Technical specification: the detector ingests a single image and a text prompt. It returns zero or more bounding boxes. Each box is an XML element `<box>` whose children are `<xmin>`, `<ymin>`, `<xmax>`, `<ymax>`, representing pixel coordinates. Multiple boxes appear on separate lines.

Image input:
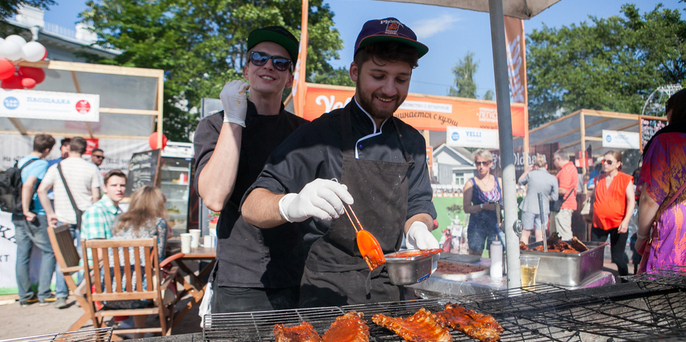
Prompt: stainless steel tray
<box><xmin>385</xmin><ymin>250</ymin><xmax>440</xmax><ymax>285</ymax></box>
<box><xmin>520</xmin><ymin>240</ymin><xmax>608</xmax><ymax>286</ymax></box>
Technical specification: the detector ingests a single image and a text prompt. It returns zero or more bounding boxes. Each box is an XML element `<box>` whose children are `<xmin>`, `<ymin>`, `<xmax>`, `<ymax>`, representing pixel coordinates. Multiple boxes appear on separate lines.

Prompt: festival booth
<box><xmin>0</xmin><ymin>60</ymin><xmax>164</xmax><ymax>295</ymax></box>
<box><xmin>513</xmin><ymin>109</ymin><xmax>667</xmax><ymax>240</ymax></box>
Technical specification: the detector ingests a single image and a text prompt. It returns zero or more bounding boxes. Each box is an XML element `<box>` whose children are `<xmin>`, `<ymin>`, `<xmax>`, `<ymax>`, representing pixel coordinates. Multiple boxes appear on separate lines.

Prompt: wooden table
<box><xmin>167</xmin><ymin>240</ymin><xmax>216</xmax><ymax>326</ymax></box>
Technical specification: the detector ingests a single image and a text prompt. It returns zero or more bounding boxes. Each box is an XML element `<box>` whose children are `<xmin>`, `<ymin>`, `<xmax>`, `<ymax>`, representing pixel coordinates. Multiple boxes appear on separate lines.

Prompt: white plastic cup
<box><xmin>204</xmin><ymin>235</ymin><xmax>216</xmax><ymax>248</ymax></box>
<box><xmin>189</xmin><ymin>229</ymin><xmax>201</xmax><ymax>248</ymax></box>
<box><xmin>180</xmin><ymin>233</ymin><xmax>192</xmax><ymax>254</ymax></box>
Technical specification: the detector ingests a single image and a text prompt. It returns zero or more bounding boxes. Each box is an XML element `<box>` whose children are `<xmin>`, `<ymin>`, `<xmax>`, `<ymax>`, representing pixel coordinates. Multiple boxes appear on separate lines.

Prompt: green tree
<box><xmin>483</xmin><ymin>89</ymin><xmax>494</xmax><ymax>101</ymax></box>
<box><xmin>448</xmin><ymin>52</ymin><xmax>478</xmax><ymax>99</ymax></box>
<box><xmin>0</xmin><ymin>0</ymin><xmax>53</xmax><ymax>21</ymax></box>
<box><xmin>80</xmin><ymin>0</ymin><xmax>344</xmax><ymax>141</ymax></box>
<box><xmin>527</xmin><ymin>4</ymin><xmax>686</xmax><ymax>128</ymax></box>
<box><xmin>311</xmin><ymin>67</ymin><xmax>355</xmax><ymax>87</ymax></box>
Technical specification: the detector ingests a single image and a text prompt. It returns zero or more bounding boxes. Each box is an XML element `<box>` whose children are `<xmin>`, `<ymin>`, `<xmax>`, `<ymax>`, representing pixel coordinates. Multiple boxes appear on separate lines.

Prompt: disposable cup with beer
<box><xmin>520</xmin><ymin>255</ymin><xmax>540</xmax><ymax>288</ymax></box>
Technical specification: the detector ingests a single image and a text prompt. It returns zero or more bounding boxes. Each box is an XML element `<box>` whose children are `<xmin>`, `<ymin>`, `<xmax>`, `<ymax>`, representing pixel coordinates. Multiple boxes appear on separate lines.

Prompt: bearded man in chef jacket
<box><xmin>242</xmin><ymin>17</ymin><xmax>439</xmax><ymax>307</ymax></box>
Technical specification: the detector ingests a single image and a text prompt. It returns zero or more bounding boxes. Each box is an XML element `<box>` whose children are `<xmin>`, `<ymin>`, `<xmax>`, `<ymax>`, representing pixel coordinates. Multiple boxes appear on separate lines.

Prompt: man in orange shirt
<box><xmin>551</xmin><ymin>149</ymin><xmax>578</xmax><ymax>240</ymax></box>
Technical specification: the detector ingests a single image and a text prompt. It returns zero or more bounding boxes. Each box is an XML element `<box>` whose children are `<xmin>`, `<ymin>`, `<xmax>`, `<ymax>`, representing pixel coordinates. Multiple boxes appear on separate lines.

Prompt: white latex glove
<box><xmin>220</xmin><ymin>80</ymin><xmax>250</xmax><ymax>127</ymax></box>
<box><xmin>406</xmin><ymin>221</ymin><xmax>439</xmax><ymax>250</ymax></box>
<box><xmin>279</xmin><ymin>179</ymin><xmax>354</xmax><ymax>223</ymax></box>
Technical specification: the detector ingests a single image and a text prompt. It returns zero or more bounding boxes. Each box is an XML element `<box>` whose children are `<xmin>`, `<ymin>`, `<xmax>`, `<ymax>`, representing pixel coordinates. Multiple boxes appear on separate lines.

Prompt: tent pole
<box><xmin>488</xmin><ymin>0</ymin><xmax>520</xmax><ymax>290</ymax></box>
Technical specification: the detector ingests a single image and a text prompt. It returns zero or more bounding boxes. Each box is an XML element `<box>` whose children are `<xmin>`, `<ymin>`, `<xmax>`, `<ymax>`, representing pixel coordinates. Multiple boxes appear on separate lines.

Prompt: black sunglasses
<box><xmin>92</xmin><ymin>155</ymin><xmax>104</xmax><ymax>159</ymax></box>
<box><xmin>249</xmin><ymin>51</ymin><xmax>292</xmax><ymax>72</ymax></box>
<box><xmin>603</xmin><ymin>159</ymin><xmax>614</xmax><ymax>165</ymax></box>
<box><xmin>475</xmin><ymin>161</ymin><xmax>491</xmax><ymax>166</ymax></box>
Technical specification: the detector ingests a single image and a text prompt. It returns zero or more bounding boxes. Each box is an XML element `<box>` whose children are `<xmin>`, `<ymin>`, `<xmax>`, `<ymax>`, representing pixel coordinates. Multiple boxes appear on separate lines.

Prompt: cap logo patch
<box><xmin>380</xmin><ymin>19</ymin><xmax>403</xmax><ymax>35</ymax></box>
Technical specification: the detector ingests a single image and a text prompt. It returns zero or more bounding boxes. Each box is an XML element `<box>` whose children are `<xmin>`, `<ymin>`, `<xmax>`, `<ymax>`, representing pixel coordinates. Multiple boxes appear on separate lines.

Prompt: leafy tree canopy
<box><xmin>0</xmin><ymin>0</ymin><xmax>53</xmax><ymax>21</ymax></box>
<box><xmin>448</xmin><ymin>51</ymin><xmax>478</xmax><ymax>99</ymax></box>
<box><xmin>80</xmin><ymin>0</ymin><xmax>344</xmax><ymax>141</ymax></box>
<box><xmin>527</xmin><ymin>4</ymin><xmax>686</xmax><ymax>128</ymax></box>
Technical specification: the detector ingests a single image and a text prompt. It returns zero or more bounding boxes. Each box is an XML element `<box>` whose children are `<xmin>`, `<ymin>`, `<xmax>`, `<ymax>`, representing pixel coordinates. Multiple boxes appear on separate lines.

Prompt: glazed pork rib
<box><xmin>372</xmin><ymin>308</ymin><xmax>452</xmax><ymax>342</ymax></box>
<box><xmin>274</xmin><ymin>321</ymin><xmax>322</xmax><ymax>342</ymax></box>
<box><xmin>321</xmin><ymin>311</ymin><xmax>369</xmax><ymax>342</ymax></box>
<box><xmin>433</xmin><ymin>303</ymin><xmax>503</xmax><ymax>342</ymax></box>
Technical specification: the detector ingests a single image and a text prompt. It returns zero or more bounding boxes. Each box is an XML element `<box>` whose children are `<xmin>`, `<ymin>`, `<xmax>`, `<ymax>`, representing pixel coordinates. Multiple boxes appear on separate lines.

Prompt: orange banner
<box><xmin>303</xmin><ymin>83</ymin><xmax>526</xmax><ymax>136</ymax></box>
<box><xmin>504</xmin><ymin>16</ymin><xmax>526</xmax><ymax>104</ymax></box>
<box><xmin>292</xmin><ymin>0</ymin><xmax>309</xmax><ymax>117</ymax></box>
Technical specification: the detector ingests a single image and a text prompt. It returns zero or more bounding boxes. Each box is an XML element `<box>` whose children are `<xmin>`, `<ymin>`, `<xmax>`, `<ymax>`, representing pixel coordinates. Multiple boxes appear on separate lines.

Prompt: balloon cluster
<box><xmin>0</xmin><ymin>35</ymin><xmax>47</xmax><ymax>89</ymax></box>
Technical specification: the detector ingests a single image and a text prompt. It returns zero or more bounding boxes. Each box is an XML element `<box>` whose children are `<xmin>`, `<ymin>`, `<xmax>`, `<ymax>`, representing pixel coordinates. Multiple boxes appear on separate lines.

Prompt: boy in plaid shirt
<box><xmin>80</xmin><ymin>170</ymin><xmax>127</xmax><ymax>249</ymax></box>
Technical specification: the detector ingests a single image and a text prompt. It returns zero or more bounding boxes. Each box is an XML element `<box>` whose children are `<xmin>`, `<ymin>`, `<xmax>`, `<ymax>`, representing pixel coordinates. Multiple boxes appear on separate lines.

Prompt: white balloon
<box><xmin>1</xmin><ymin>40</ymin><xmax>23</xmax><ymax>61</ymax></box>
<box><xmin>22</xmin><ymin>42</ymin><xmax>46</xmax><ymax>62</ymax></box>
<box><xmin>5</xmin><ymin>35</ymin><xmax>27</xmax><ymax>47</ymax></box>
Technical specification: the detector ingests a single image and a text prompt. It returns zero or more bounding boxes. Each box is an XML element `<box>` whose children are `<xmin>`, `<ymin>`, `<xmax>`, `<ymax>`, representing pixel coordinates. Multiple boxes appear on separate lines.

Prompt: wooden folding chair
<box><xmin>47</xmin><ymin>224</ymin><xmax>92</xmax><ymax>331</ymax></box>
<box><xmin>81</xmin><ymin>238</ymin><xmax>179</xmax><ymax>338</ymax></box>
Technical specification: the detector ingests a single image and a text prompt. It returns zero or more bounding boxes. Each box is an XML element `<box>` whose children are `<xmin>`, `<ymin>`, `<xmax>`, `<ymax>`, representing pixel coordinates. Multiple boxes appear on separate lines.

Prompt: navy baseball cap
<box><xmin>248</xmin><ymin>26</ymin><xmax>300</xmax><ymax>64</ymax></box>
<box><xmin>354</xmin><ymin>18</ymin><xmax>428</xmax><ymax>58</ymax></box>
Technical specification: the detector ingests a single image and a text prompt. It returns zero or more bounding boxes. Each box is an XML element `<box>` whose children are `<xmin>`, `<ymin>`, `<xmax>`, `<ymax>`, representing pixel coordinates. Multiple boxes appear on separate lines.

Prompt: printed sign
<box><xmin>445</xmin><ymin>126</ymin><xmax>500</xmax><ymax>149</ymax></box>
<box><xmin>639</xmin><ymin>116</ymin><xmax>667</xmax><ymax>152</ymax></box>
<box><xmin>301</xmin><ymin>84</ymin><xmax>527</xmax><ymax>136</ymax></box>
<box><xmin>602</xmin><ymin>130</ymin><xmax>640</xmax><ymax>149</ymax></box>
<box><xmin>125</xmin><ymin>149</ymin><xmax>161</xmax><ymax>196</ymax></box>
<box><xmin>0</xmin><ymin>89</ymin><xmax>100</xmax><ymax>122</ymax></box>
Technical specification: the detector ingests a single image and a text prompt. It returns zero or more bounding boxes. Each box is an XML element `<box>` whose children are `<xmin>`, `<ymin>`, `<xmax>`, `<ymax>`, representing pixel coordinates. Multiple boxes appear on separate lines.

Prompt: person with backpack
<box><xmin>11</xmin><ymin>134</ymin><xmax>58</xmax><ymax>307</ymax></box>
<box><xmin>37</xmin><ymin>136</ymin><xmax>102</xmax><ymax>309</ymax></box>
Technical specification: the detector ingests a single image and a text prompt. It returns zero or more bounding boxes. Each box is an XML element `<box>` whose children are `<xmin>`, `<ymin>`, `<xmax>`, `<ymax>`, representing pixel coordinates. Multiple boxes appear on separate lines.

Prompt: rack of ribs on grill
<box><xmin>274</xmin><ymin>321</ymin><xmax>322</xmax><ymax>342</ymax></box>
<box><xmin>433</xmin><ymin>303</ymin><xmax>503</xmax><ymax>342</ymax></box>
<box><xmin>372</xmin><ymin>308</ymin><xmax>452</xmax><ymax>342</ymax></box>
<box><xmin>321</xmin><ymin>311</ymin><xmax>369</xmax><ymax>342</ymax></box>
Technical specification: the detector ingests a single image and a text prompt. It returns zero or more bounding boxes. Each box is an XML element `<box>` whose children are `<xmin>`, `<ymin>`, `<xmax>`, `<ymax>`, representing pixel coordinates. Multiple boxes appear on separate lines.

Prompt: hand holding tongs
<box><xmin>333</xmin><ymin>179</ymin><xmax>386</xmax><ymax>271</ymax></box>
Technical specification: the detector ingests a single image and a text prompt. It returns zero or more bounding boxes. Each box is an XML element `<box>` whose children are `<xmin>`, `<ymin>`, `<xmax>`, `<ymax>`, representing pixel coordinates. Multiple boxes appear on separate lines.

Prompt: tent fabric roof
<box><xmin>375</xmin><ymin>0</ymin><xmax>560</xmax><ymax>19</ymax></box>
<box><xmin>1</xmin><ymin>60</ymin><xmax>163</xmax><ymax>139</ymax></box>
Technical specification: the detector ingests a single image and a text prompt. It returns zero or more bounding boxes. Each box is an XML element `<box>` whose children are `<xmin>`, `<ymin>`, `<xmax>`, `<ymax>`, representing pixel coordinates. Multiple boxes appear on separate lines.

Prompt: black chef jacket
<box><xmin>244</xmin><ymin>99</ymin><xmax>436</xmax><ymax>246</ymax></box>
<box><xmin>194</xmin><ymin>101</ymin><xmax>308</xmax><ymax>288</ymax></box>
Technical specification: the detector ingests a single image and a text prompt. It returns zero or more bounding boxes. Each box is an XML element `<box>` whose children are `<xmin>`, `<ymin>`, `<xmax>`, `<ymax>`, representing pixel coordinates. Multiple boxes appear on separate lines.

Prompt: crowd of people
<box><xmin>12</xmin><ymin>134</ymin><xmax>171</xmax><ymax>315</ymax></box>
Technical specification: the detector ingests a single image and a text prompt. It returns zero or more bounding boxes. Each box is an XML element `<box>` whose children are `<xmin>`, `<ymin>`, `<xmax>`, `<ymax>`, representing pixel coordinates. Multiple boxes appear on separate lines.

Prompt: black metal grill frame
<box><xmin>0</xmin><ymin>327</ymin><xmax>113</xmax><ymax>342</ymax></box>
<box><xmin>204</xmin><ymin>268</ymin><xmax>686</xmax><ymax>342</ymax></box>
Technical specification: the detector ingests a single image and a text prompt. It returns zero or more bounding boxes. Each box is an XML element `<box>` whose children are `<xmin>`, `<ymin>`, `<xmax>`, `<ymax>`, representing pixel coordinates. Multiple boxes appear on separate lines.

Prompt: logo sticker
<box><xmin>3</xmin><ymin>97</ymin><xmax>19</xmax><ymax>110</ymax></box>
<box><xmin>605</xmin><ymin>135</ymin><xmax>612</xmax><ymax>143</ymax></box>
<box><xmin>451</xmin><ymin>132</ymin><xmax>460</xmax><ymax>141</ymax></box>
<box><xmin>76</xmin><ymin>100</ymin><xmax>91</xmax><ymax>114</ymax></box>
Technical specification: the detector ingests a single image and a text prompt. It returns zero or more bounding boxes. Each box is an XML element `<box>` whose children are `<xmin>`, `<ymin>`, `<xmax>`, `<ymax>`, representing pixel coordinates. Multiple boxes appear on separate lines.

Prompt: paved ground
<box><xmin>0</xmin><ymin>261</ymin><xmax>633</xmax><ymax>341</ymax></box>
<box><xmin>0</xmin><ymin>293</ymin><xmax>202</xmax><ymax>340</ymax></box>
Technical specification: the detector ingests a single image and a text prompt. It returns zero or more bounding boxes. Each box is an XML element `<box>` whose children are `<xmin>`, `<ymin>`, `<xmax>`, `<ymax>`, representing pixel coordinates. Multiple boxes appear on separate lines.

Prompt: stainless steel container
<box><xmin>520</xmin><ymin>241</ymin><xmax>608</xmax><ymax>286</ymax></box>
<box><xmin>385</xmin><ymin>250</ymin><xmax>440</xmax><ymax>285</ymax></box>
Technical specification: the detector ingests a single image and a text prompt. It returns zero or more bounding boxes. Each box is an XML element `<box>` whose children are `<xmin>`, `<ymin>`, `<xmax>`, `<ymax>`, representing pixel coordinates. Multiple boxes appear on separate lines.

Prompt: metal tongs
<box><xmin>332</xmin><ymin>179</ymin><xmax>386</xmax><ymax>271</ymax></box>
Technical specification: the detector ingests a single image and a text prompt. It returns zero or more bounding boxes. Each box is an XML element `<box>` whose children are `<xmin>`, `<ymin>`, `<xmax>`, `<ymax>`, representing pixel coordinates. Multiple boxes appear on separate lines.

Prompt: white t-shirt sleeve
<box><xmin>42</xmin><ymin>165</ymin><xmax>57</xmax><ymax>188</ymax></box>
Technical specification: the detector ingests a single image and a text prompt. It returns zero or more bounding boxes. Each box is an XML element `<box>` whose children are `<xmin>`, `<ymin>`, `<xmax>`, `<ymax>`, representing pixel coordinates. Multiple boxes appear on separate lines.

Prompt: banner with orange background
<box><xmin>302</xmin><ymin>83</ymin><xmax>526</xmax><ymax>137</ymax></box>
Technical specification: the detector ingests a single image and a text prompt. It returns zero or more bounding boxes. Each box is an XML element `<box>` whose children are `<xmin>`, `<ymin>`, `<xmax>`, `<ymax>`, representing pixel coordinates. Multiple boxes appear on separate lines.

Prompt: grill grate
<box><xmin>204</xmin><ymin>283</ymin><xmax>686</xmax><ymax>341</ymax></box>
<box><xmin>0</xmin><ymin>328</ymin><xmax>113</xmax><ymax>342</ymax></box>
<box><xmin>626</xmin><ymin>265</ymin><xmax>686</xmax><ymax>289</ymax></box>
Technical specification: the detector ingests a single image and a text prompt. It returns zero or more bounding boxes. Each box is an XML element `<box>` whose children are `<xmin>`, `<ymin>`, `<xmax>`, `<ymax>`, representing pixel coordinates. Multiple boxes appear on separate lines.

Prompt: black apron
<box><xmin>299</xmin><ymin>107</ymin><xmax>414</xmax><ymax>307</ymax></box>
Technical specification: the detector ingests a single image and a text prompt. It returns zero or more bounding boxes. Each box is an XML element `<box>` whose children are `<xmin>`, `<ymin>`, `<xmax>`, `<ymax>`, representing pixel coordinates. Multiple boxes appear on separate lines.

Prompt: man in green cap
<box><xmin>194</xmin><ymin>26</ymin><xmax>308</xmax><ymax>313</ymax></box>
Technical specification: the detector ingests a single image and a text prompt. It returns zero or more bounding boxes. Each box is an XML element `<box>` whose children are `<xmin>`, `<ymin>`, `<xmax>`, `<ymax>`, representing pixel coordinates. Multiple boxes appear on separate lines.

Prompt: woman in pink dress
<box><xmin>637</xmin><ymin>89</ymin><xmax>686</xmax><ymax>272</ymax></box>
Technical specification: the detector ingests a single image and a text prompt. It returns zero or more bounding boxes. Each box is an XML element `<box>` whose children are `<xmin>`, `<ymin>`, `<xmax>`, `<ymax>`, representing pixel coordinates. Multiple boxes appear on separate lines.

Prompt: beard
<box><xmin>355</xmin><ymin>83</ymin><xmax>403</xmax><ymax>122</ymax></box>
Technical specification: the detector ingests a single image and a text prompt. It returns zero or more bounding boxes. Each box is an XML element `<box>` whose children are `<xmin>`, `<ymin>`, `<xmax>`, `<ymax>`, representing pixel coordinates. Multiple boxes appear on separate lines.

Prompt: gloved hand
<box><xmin>279</xmin><ymin>179</ymin><xmax>354</xmax><ymax>223</ymax></box>
<box><xmin>406</xmin><ymin>221</ymin><xmax>439</xmax><ymax>250</ymax></box>
<box><xmin>220</xmin><ymin>80</ymin><xmax>250</xmax><ymax>127</ymax></box>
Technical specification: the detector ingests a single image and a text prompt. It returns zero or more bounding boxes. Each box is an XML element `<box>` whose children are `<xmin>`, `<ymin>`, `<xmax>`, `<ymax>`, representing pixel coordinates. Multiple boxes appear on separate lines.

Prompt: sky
<box><xmin>42</xmin><ymin>0</ymin><xmax>682</xmax><ymax>98</ymax></box>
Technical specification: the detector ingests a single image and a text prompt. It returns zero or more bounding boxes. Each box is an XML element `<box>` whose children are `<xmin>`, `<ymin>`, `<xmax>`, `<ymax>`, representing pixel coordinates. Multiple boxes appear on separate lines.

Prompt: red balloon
<box><xmin>149</xmin><ymin>132</ymin><xmax>168</xmax><ymax>150</ymax></box>
<box><xmin>18</xmin><ymin>67</ymin><xmax>45</xmax><ymax>83</ymax></box>
<box><xmin>0</xmin><ymin>59</ymin><xmax>14</xmax><ymax>80</ymax></box>
<box><xmin>1</xmin><ymin>75</ymin><xmax>23</xmax><ymax>89</ymax></box>
<box><xmin>21</xmin><ymin>77</ymin><xmax>36</xmax><ymax>89</ymax></box>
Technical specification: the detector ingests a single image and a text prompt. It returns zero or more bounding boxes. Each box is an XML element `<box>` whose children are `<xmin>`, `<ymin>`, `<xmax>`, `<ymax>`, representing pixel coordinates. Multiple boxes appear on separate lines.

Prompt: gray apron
<box><xmin>299</xmin><ymin>106</ymin><xmax>414</xmax><ymax>307</ymax></box>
